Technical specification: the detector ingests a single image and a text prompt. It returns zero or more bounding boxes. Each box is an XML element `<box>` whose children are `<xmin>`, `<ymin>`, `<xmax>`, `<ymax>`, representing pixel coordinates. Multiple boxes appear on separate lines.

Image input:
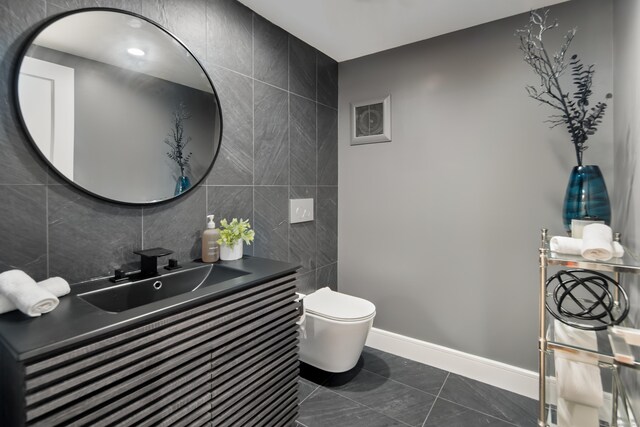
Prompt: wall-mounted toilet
<box><xmin>298</xmin><ymin>287</ymin><xmax>376</xmax><ymax>373</ymax></box>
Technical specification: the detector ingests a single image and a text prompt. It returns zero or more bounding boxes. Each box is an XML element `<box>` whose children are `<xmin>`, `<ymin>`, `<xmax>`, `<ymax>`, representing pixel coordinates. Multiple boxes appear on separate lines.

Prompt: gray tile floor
<box><xmin>296</xmin><ymin>347</ymin><xmax>538</xmax><ymax>427</ymax></box>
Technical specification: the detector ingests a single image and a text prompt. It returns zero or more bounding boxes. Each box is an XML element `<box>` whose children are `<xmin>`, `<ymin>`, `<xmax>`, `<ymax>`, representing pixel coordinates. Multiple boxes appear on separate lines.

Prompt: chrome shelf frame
<box><xmin>538</xmin><ymin>228</ymin><xmax>640</xmax><ymax>427</ymax></box>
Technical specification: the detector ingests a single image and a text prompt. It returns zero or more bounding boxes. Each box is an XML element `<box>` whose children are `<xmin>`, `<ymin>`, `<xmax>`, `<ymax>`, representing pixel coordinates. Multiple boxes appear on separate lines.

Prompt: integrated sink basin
<box><xmin>78</xmin><ymin>264</ymin><xmax>250</xmax><ymax>313</ymax></box>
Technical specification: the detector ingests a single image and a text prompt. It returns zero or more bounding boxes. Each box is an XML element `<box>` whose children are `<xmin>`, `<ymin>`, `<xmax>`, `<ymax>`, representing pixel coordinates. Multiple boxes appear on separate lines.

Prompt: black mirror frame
<box><xmin>12</xmin><ymin>7</ymin><xmax>223</xmax><ymax>206</ymax></box>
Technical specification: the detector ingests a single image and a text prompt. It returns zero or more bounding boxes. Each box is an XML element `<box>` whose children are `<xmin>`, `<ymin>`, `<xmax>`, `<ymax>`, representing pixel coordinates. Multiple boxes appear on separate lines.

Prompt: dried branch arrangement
<box><xmin>517</xmin><ymin>9</ymin><xmax>611</xmax><ymax>166</ymax></box>
<box><xmin>165</xmin><ymin>102</ymin><xmax>193</xmax><ymax>177</ymax></box>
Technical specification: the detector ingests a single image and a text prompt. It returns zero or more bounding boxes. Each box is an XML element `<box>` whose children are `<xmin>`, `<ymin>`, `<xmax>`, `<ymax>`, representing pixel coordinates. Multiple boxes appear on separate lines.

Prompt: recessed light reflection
<box><xmin>127</xmin><ymin>47</ymin><xmax>145</xmax><ymax>57</ymax></box>
<box><xmin>128</xmin><ymin>19</ymin><xmax>142</xmax><ymax>29</ymax></box>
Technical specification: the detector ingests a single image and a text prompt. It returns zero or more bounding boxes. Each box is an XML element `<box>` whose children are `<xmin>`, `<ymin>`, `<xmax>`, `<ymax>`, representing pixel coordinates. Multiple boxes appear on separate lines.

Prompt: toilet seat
<box><xmin>303</xmin><ymin>287</ymin><xmax>376</xmax><ymax>322</ymax></box>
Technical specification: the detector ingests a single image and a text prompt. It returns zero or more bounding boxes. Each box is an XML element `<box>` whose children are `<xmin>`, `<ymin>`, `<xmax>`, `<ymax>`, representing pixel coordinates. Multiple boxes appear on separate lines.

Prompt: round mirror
<box><xmin>15</xmin><ymin>8</ymin><xmax>222</xmax><ymax>204</ymax></box>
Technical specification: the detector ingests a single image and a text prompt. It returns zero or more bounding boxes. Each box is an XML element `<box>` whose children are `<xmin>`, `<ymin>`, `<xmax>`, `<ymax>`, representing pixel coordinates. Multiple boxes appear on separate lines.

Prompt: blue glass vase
<box><xmin>174</xmin><ymin>175</ymin><xmax>191</xmax><ymax>196</ymax></box>
<box><xmin>562</xmin><ymin>165</ymin><xmax>611</xmax><ymax>233</ymax></box>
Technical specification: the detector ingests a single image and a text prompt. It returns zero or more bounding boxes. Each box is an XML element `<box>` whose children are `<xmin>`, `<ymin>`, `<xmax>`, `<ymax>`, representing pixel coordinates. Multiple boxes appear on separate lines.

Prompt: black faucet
<box><xmin>109</xmin><ymin>248</ymin><xmax>176</xmax><ymax>282</ymax></box>
<box><xmin>133</xmin><ymin>248</ymin><xmax>173</xmax><ymax>279</ymax></box>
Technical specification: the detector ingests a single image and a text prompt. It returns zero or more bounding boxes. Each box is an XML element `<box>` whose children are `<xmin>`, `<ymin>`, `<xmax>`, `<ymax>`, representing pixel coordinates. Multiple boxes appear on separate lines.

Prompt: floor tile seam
<box><xmin>436</xmin><ymin>396</ymin><xmax>521</xmax><ymax>426</ymax></box>
<box><xmin>299</xmin><ymin>383</ymin><xmax>322</xmax><ymax>405</ymax></box>
<box><xmin>318</xmin><ymin>386</ymin><xmax>416</xmax><ymax>427</ymax></box>
<box><xmin>421</xmin><ymin>372</ymin><xmax>450</xmax><ymax>427</ymax></box>
<box><xmin>359</xmin><ymin>366</ymin><xmax>440</xmax><ymax>398</ymax></box>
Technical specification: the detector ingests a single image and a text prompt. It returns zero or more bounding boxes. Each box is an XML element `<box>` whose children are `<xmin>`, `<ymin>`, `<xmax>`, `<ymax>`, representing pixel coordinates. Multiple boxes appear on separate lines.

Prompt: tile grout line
<box><xmin>434</xmin><ymin>396</ymin><xmax>521</xmax><ymax>427</ymax></box>
<box><xmin>287</xmin><ymin>32</ymin><xmax>291</xmax><ymax>266</ymax></box>
<box><xmin>251</xmin><ymin>11</ymin><xmax>256</xmax><ymax>254</ymax></box>
<box><xmin>209</xmin><ymin>63</ymin><xmax>337</xmax><ymax>111</ymax></box>
<box><xmin>314</xmin><ymin>61</ymin><xmax>319</xmax><ymax>290</ymax></box>
<box><xmin>353</xmin><ymin>366</ymin><xmax>440</xmax><ymax>398</ymax></box>
<box><xmin>318</xmin><ymin>386</ymin><xmax>415</xmax><ymax>427</ymax></box>
<box><xmin>421</xmin><ymin>371</ymin><xmax>450</xmax><ymax>427</ymax></box>
<box><xmin>45</xmin><ymin>184</ymin><xmax>49</xmax><ymax>277</ymax></box>
<box><xmin>299</xmin><ymin>383</ymin><xmax>321</xmax><ymax>405</ymax></box>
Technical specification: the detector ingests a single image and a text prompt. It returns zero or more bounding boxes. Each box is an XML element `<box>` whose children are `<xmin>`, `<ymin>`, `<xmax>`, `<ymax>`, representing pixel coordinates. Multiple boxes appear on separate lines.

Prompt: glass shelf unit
<box><xmin>538</xmin><ymin>228</ymin><xmax>640</xmax><ymax>427</ymax></box>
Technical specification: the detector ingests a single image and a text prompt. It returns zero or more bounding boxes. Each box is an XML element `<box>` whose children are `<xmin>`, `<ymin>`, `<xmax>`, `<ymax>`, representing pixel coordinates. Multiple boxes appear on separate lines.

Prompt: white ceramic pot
<box><xmin>220</xmin><ymin>242</ymin><xmax>243</xmax><ymax>261</ymax></box>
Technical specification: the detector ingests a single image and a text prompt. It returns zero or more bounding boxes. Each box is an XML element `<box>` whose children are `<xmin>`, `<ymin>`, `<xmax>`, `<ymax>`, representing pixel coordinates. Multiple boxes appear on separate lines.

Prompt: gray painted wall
<box><xmin>338</xmin><ymin>0</ymin><xmax>613</xmax><ymax>371</ymax></box>
<box><xmin>0</xmin><ymin>0</ymin><xmax>338</xmax><ymax>288</ymax></box>
<box><xmin>613</xmin><ymin>0</ymin><xmax>640</xmax><ymax>411</ymax></box>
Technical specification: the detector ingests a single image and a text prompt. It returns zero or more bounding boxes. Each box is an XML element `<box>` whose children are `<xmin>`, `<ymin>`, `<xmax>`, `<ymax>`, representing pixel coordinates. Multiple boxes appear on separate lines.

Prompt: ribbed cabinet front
<box><xmin>3</xmin><ymin>273</ymin><xmax>299</xmax><ymax>427</ymax></box>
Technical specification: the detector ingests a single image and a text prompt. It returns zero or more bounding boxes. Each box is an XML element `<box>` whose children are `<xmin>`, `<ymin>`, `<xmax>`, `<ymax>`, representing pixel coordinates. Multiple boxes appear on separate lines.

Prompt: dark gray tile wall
<box><xmin>0</xmin><ymin>0</ymin><xmax>338</xmax><ymax>287</ymax></box>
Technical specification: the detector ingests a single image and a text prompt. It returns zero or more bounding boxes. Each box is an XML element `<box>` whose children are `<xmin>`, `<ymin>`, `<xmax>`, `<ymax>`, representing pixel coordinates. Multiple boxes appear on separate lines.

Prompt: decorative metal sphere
<box><xmin>545</xmin><ymin>269</ymin><xmax>629</xmax><ymax>331</ymax></box>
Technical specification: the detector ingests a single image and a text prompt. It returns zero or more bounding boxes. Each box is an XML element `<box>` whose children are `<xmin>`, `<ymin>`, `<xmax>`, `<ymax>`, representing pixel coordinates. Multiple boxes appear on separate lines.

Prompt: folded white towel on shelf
<box><xmin>0</xmin><ymin>270</ymin><xmax>59</xmax><ymax>317</ymax></box>
<box><xmin>553</xmin><ymin>320</ymin><xmax>598</xmax><ymax>359</ymax></box>
<box><xmin>0</xmin><ymin>277</ymin><xmax>70</xmax><ymax>315</ymax></box>
<box><xmin>550</xmin><ymin>236</ymin><xmax>624</xmax><ymax>258</ymax></box>
<box><xmin>557</xmin><ymin>397</ymin><xmax>599</xmax><ymax>427</ymax></box>
<box><xmin>581</xmin><ymin>224</ymin><xmax>614</xmax><ymax>261</ymax></box>
<box><xmin>553</xmin><ymin>321</ymin><xmax>603</xmax><ymax>408</ymax></box>
<box><xmin>555</xmin><ymin>357</ymin><xmax>604</xmax><ymax>407</ymax></box>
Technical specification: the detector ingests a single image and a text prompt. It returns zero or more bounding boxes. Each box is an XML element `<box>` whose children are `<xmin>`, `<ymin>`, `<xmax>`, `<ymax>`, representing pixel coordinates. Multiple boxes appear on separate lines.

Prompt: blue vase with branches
<box><xmin>517</xmin><ymin>9</ymin><xmax>612</xmax><ymax>232</ymax></box>
<box><xmin>165</xmin><ymin>102</ymin><xmax>193</xmax><ymax>196</ymax></box>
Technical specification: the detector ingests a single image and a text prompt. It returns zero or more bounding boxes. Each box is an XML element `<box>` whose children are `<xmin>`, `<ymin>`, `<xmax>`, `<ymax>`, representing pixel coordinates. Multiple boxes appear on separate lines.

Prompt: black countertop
<box><xmin>0</xmin><ymin>256</ymin><xmax>299</xmax><ymax>361</ymax></box>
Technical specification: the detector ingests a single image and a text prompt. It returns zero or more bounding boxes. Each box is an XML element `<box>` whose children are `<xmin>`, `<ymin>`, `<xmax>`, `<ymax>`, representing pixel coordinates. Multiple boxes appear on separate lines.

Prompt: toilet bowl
<box><xmin>298</xmin><ymin>287</ymin><xmax>376</xmax><ymax>373</ymax></box>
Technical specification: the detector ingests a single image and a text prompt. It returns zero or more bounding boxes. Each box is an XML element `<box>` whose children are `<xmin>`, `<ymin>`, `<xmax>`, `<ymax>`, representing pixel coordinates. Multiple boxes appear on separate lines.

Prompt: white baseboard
<box><xmin>365</xmin><ymin>327</ymin><xmax>538</xmax><ymax>399</ymax></box>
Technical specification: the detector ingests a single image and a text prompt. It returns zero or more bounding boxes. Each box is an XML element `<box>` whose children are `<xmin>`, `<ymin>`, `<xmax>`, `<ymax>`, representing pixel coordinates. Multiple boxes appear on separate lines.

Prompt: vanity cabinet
<box><xmin>0</xmin><ymin>272</ymin><xmax>299</xmax><ymax>426</ymax></box>
<box><xmin>538</xmin><ymin>229</ymin><xmax>640</xmax><ymax>426</ymax></box>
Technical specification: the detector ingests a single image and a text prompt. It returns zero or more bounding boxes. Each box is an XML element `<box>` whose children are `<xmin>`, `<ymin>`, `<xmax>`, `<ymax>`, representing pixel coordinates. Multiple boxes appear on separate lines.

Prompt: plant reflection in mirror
<box><xmin>516</xmin><ymin>9</ymin><xmax>612</xmax><ymax>167</ymax></box>
<box><xmin>165</xmin><ymin>102</ymin><xmax>193</xmax><ymax>177</ymax></box>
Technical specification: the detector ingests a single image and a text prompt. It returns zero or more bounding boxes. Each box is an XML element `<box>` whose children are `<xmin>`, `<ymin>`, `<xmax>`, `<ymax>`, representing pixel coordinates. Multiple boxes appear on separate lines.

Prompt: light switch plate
<box><xmin>289</xmin><ymin>198</ymin><xmax>314</xmax><ymax>224</ymax></box>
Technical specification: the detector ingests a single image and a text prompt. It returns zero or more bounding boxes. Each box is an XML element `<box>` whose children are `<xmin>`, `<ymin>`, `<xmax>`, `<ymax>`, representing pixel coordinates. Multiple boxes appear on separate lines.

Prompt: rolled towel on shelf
<box><xmin>581</xmin><ymin>224</ymin><xmax>614</xmax><ymax>261</ymax></box>
<box><xmin>550</xmin><ymin>236</ymin><xmax>582</xmax><ymax>255</ymax></box>
<box><xmin>0</xmin><ymin>270</ymin><xmax>59</xmax><ymax>317</ymax></box>
<box><xmin>550</xmin><ymin>235</ymin><xmax>624</xmax><ymax>258</ymax></box>
<box><xmin>557</xmin><ymin>397</ymin><xmax>599</xmax><ymax>427</ymax></box>
<box><xmin>0</xmin><ymin>277</ymin><xmax>70</xmax><ymax>315</ymax></box>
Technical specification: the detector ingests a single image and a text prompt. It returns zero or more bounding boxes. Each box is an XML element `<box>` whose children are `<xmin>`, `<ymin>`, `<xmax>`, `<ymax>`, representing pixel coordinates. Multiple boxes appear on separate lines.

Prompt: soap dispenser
<box><xmin>202</xmin><ymin>215</ymin><xmax>220</xmax><ymax>263</ymax></box>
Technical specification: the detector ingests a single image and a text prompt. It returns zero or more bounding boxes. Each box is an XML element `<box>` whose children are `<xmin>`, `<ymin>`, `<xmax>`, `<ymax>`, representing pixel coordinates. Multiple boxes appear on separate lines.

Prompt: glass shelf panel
<box><xmin>545</xmin><ymin>236</ymin><xmax>640</xmax><ymax>274</ymax></box>
<box><xmin>545</xmin><ymin>314</ymin><xmax>640</xmax><ymax>368</ymax></box>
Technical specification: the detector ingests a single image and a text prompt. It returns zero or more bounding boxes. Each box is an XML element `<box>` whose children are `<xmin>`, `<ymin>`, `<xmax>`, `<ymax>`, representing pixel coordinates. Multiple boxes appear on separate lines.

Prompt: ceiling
<box><xmin>238</xmin><ymin>0</ymin><xmax>569</xmax><ymax>62</ymax></box>
<box><xmin>34</xmin><ymin>11</ymin><xmax>213</xmax><ymax>93</ymax></box>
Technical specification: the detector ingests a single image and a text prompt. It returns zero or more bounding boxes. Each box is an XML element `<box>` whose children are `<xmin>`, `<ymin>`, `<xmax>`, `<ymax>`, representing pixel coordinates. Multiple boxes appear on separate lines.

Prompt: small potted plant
<box><xmin>217</xmin><ymin>218</ymin><xmax>255</xmax><ymax>261</ymax></box>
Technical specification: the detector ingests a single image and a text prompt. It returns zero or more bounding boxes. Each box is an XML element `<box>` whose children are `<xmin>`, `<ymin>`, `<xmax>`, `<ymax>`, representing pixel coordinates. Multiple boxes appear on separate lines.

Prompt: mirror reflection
<box><xmin>16</xmin><ymin>9</ymin><xmax>222</xmax><ymax>204</ymax></box>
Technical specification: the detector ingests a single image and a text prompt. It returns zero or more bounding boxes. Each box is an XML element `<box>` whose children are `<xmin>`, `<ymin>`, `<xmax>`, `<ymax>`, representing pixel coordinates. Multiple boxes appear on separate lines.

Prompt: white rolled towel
<box><xmin>581</xmin><ymin>224</ymin><xmax>614</xmax><ymax>261</ymax></box>
<box><xmin>0</xmin><ymin>270</ymin><xmax>59</xmax><ymax>317</ymax></box>
<box><xmin>550</xmin><ymin>236</ymin><xmax>624</xmax><ymax>258</ymax></box>
<box><xmin>557</xmin><ymin>397</ymin><xmax>599</xmax><ymax>427</ymax></box>
<box><xmin>0</xmin><ymin>277</ymin><xmax>70</xmax><ymax>315</ymax></box>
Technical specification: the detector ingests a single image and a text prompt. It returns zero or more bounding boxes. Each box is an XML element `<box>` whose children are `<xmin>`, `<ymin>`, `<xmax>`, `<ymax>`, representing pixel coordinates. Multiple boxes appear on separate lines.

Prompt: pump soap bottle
<box><xmin>202</xmin><ymin>215</ymin><xmax>220</xmax><ymax>263</ymax></box>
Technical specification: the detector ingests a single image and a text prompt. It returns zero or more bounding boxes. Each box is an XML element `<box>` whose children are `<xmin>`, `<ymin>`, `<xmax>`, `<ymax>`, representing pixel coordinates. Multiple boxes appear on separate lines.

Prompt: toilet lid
<box><xmin>303</xmin><ymin>287</ymin><xmax>376</xmax><ymax>321</ymax></box>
